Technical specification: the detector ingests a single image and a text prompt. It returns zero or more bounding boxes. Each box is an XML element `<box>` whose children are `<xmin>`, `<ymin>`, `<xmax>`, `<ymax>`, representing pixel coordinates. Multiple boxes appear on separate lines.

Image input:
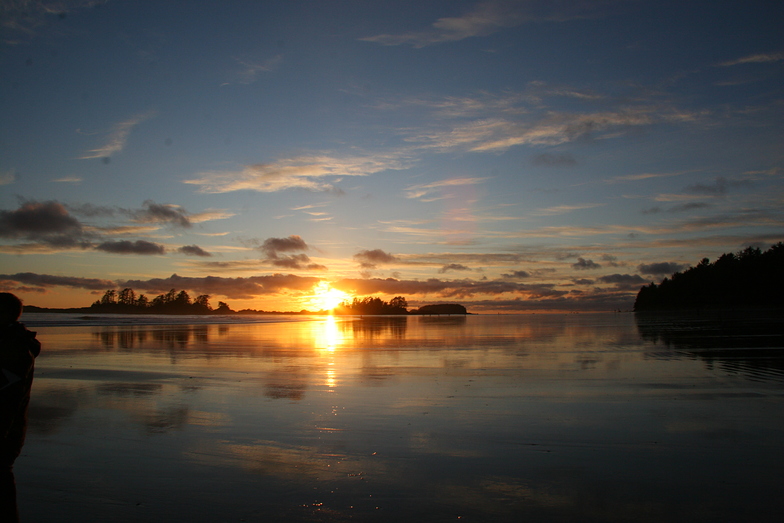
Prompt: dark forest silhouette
<box><xmin>28</xmin><ymin>289</ymin><xmax>470</xmax><ymax>316</ymax></box>
<box><xmin>89</xmin><ymin>288</ymin><xmax>233</xmax><ymax>315</ymax></box>
<box><xmin>334</xmin><ymin>296</ymin><xmax>409</xmax><ymax>315</ymax></box>
<box><xmin>633</xmin><ymin>243</ymin><xmax>784</xmax><ymax>311</ymax></box>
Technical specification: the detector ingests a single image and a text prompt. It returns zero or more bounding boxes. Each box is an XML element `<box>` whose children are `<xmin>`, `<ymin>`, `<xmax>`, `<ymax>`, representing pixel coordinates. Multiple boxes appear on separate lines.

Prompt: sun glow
<box><xmin>307</xmin><ymin>282</ymin><xmax>350</xmax><ymax>312</ymax></box>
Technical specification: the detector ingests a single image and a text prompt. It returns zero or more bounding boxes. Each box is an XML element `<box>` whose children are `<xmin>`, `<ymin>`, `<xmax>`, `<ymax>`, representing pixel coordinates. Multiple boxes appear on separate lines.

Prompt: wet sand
<box><xmin>14</xmin><ymin>314</ymin><xmax>784</xmax><ymax>522</ymax></box>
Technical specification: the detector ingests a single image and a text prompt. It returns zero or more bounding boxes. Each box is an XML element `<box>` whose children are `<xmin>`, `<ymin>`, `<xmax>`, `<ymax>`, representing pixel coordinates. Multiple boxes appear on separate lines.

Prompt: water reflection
<box><xmin>16</xmin><ymin>314</ymin><xmax>784</xmax><ymax>522</ymax></box>
<box><xmin>636</xmin><ymin>311</ymin><xmax>784</xmax><ymax>382</ymax></box>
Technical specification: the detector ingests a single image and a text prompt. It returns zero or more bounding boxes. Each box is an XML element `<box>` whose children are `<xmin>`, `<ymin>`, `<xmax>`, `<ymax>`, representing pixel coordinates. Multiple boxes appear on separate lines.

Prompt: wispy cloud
<box><xmin>606</xmin><ymin>170</ymin><xmax>693</xmax><ymax>183</ymax></box>
<box><xmin>225</xmin><ymin>54</ymin><xmax>283</xmax><ymax>85</ymax></box>
<box><xmin>719</xmin><ymin>52</ymin><xmax>784</xmax><ymax>67</ymax></box>
<box><xmin>360</xmin><ymin>0</ymin><xmax>617</xmax><ymax>48</ymax></box>
<box><xmin>405</xmin><ymin>177</ymin><xmax>489</xmax><ymax>200</ymax></box>
<box><xmin>408</xmin><ymin>107</ymin><xmax>691</xmax><ymax>153</ymax></box>
<box><xmin>0</xmin><ymin>170</ymin><xmax>15</xmax><ymax>185</ymax></box>
<box><xmin>185</xmin><ymin>154</ymin><xmax>408</xmax><ymax>194</ymax></box>
<box><xmin>80</xmin><ymin>110</ymin><xmax>156</xmax><ymax>160</ymax></box>
<box><xmin>0</xmin><ymin>272</ymin><xmax>114</xmax><ymax>291</ymax></box>
<box><xmin>531</xmin><ymin>203</ymin><xmax>604</xmax><ymax>216</ymax></box>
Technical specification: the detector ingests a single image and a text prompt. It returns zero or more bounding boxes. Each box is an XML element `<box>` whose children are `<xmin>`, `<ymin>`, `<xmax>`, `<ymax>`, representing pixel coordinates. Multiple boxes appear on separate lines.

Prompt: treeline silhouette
<box><xmin>334</xmin><ymin>296</ymin><xmax>409</xmax><ymax>315</ymax></box>
<box><xmin>634</xmin><ymin>243</ymin><xmax>784</xmax><ymax>311</ymax></box>
<box><xmin>90</xmin><ymin>288</ymin><xmax>234</xmax><ymax>314</ymax></box>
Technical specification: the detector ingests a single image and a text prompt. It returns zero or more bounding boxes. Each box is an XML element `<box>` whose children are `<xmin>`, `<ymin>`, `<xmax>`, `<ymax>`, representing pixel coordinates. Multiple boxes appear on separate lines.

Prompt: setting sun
<box><xmin>307</xmin><ymin>282</ymin><xmax>350</xmax><ymax>312</ymax></box>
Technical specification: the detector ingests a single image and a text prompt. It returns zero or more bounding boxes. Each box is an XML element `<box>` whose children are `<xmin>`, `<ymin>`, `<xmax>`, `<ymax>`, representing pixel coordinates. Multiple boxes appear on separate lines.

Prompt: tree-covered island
<box><xmin>28</xmin><ymin>290</ymin><xmax>470</xmax><ymax>316</ymax></box>
<box><xmin>633</xmin><ymin>243</ymin><xmax>784</xmax><ymax>312</ymax></box>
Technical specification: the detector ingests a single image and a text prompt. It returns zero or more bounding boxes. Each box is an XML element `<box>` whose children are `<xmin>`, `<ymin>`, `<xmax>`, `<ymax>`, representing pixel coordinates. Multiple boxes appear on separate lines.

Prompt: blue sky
<box><xmin>1</xmin><ymin>0</ymin><xmax>782</xmax><ymax>312</ymax></box>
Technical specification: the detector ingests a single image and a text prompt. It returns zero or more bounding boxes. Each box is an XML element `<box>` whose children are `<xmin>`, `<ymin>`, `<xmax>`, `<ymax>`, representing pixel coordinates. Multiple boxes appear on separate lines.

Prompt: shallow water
<box><xmin>15</xmin><ymin>313</ymin><xmax>784</xmax><ymax>522</ymax></box>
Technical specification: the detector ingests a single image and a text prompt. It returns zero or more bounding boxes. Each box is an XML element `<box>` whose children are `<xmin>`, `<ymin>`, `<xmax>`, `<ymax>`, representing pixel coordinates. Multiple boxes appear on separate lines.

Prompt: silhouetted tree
<box><xmin>634</xmin><ymin>242</ymin><xmax>784</xmax><ymax>311</ymax></box>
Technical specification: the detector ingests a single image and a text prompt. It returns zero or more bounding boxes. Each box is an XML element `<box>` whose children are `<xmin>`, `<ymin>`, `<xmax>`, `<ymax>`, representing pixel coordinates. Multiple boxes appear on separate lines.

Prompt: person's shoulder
<box><xmin>0</xmin><ymin>322</ymin><xmax>40</xmax><ymax>357</ymax></box>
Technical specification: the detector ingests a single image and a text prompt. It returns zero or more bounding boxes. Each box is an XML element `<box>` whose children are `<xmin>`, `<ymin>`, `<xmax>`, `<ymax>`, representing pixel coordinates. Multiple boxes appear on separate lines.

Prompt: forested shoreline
<box><xmin>27</xmin><ymin>290</ymin><xmax>469</xmax><ymax>316</ymax></box>
<box><xmin>633</xmin><ymin>243</ymin><xmax>784</xmax><ymax>311</ymax></box>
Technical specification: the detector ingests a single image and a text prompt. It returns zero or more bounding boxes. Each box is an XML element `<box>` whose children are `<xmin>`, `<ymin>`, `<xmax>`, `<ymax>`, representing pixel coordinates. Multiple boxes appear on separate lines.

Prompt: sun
<box><xmin>307</xmin><ymin>282</ymin><xmax>350</xmax><ymax>312</ymax></box>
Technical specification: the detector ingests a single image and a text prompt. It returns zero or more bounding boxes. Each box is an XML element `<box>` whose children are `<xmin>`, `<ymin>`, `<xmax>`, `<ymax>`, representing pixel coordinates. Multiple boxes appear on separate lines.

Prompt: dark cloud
<box><xmin>354</xmin><ymin>249</ymin><xmax>398</xmax><ymax>269</ymax></box>
<box><xmin>254</xmin><ymin>235</ymin><xmax>324</xmax><ymax>270</ymax></box>
<box><xmin>133</xmin><ymin>200</ymin><xmax>191</xmax><ymax>227</ymax></box>
<box><xmin>333</xmin><ymin>277</ymin><xmax>563</xmax><ymax>300</ymax></box>
<box><xmin>95</xmin><ymin>240</ymin><xmax>165</xmax><ymax>255</ymax></box>
<box><xmin>463</xmin><ymin>290</ymin><xmax>634</xmax><ymax>312</ymax></box>
<box><xmin>669</xmin><ymin>202</ymin><xmax>711</xmax><ymax>213</ymax></box>
<box><xmin>260</xmin><ymin>235</ymin><xmax>309</xmax><ymax>257</ymax></box>
<box><xmin>641</xmin><ymin>207</ymin><xmax>661</xmax><ymax>214</ymax></box>
<box><xmin>638</xmin><ymin>262</ymin><xmax>688</xmax><ymax>275</ymax></box>
<box><xmin>601</xmin><ymin>254</ymin><xmax>620</xmax><ymax>267</ymax></box>
<box><xmin>438</xmin><ymin>263</ymin><xmax>472</xmax><ymax>273</ymax></box>
<box><xmin>121</xmin><ymin>273</ymin><xmax>321</xmax><ymax>300</ymax></box>
<box><xmin>684</xmin><ymin>177</ymin><xmax>753</xmax><ymax>196</ymax></box>
<box><xmin>270</xmin><ymin>253</ymin><xmax>327</xmax><ymax>271</ymax></box>
<box><xmin>0</xmin><ymin>273</ymin><xmax>115</xmax><ymax>290</ymax></box>
<box><xmin>0</xmin><ymin>201</ymin><xmax>86</xmax><ymax>244</ymax></box>
<box><xmin>531</xmin><ymin>153</ymin><xmax>577</xmax><ymax>166</ymax></box>
<box><xmin>572</xmin><ymin>257</ymin><xmax>601</xmax><ymax>270</ymax></box>
<box><xmin>597</xmin><ymin>274</ymin><xmax>649</xmax><ymax>289</ymax></box>
<box><xmin>573</xmin><ymin>278</ymin><xmax>594</xmax><ymax>285</ymax></box>
<box><xmin>501</xmin><ymin>270</ymin><xmax>531</xmax><ymax>279</ymax></box>
<box><xmin>177</xmin><ymin>245</ymin><xmax>212</xmax><ymax>257</ymax></box>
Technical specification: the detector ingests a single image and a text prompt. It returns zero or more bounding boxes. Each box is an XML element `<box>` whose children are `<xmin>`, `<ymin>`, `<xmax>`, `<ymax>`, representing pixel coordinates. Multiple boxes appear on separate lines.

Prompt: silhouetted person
<box><xmin>1</xmin><ymin>293</ymin><xmax>41</xmax><ymax>522</ymax></box>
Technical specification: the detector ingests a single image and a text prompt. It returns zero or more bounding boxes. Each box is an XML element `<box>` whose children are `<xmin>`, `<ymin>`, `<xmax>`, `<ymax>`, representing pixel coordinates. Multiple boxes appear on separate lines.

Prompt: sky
<box><xmin>1</xmin><ymin>0</ymin><xmax>782</xmax><ymax>313</ymax></box>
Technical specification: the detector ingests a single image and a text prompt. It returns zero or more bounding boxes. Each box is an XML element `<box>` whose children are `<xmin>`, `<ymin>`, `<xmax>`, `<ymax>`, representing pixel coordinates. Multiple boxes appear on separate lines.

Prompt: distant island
<box><xmin>633</xmin><ymin>242</ymin><xmax>784</xmax><ymax>312</ymax></box>
<box><xmin>27</xmin><ymin>289</ymin><xmax>470</xmax><ymax>316</ymax></box>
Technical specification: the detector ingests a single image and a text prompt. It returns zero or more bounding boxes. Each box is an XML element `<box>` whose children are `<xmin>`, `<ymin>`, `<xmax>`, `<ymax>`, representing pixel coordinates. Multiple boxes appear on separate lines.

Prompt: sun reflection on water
<box><xmin>314</xmin><ymin>316</ymin><xmax>347</xmax><ymax>389</ymax></box>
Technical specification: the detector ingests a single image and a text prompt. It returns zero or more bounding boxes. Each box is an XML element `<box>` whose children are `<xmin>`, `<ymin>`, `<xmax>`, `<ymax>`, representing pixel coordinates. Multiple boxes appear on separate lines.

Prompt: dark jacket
<box><xmin>1</xmin><ymin>322</ymin><xmax>41</xmax><ymax>467</ymax></box>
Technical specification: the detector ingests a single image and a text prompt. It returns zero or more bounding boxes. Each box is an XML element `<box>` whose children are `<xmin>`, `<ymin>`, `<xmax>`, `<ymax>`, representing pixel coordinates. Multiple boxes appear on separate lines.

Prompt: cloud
<box><xmin>501</xmin><ymin>270</ymin><xmax>530</xmax><ymax>279</ymax></box>
<box><xmin>80</xmin><ymin>111</ymin><xmax>155</xmax><ymax>160</ymax></box>
<box><xmin>606</xmin><ymin>170</ymin><xmax>692</xmax><ymax>183</ymax></box>
<box><xmin>95</xmin><ymin>240</ymin><xmax>165</xmax><ymax>255</ymax></box>
<box><xmin>572</xmin><ymin>257</ymin><xmax>601</xmax><ymax>270</ymax></box>
<box><xmin>184</xmin><ymin>154</ymin><xmax>407</xmax><ymax>194</ymax></box>
<box><xmin>131</xmin><ymin>200</ymin><xmax>192</xmax><ymax>227</ymax></box>
<box><xmin>719</xmin><ymin>52</ymin><xmax>784</xmax><ymax>67</ymax></box>
<box><xmin>229</xmin><ymin>54</ymin><xmax>283</xmax><ymax>85</ymax></box>
<box><xmin>333</xmin><ymin>276</ymin><xmax>563</xmax><ymax>299</ymax></box>
<box><xmin>360</xmin><ymin>0</ymin><xmax>616</xmax><ymax>47</ymax></box>
<box><xmin>669</xmin><ymin>202</ymin><xmax>711</xmax><ymax>213</ymax></box>
<box><xmin>177</xmin><ymin>245</ymin><xmax>212</xmax><ymax>257</ymax></box>
<box><xmin>0</xmin><ymin>200</ymin><xmax>91</xmax><ymax>247</ymax></box>
<box><xmin>1</xmin><ymin>170</ymin><xmax>15</xmax><ymax>185</ymax></box>
<box><xmin>260</xmin><ymin>235</ymin><xmax>309</xmax><ymax>257</ymax></box>
<box><xmin>532</xmin><ymin>203</ymin><xmax>603</xmax><ymax>216</ymax></box>
<box><xmin>638</xmin><ymin>262</ymin><xmax>688</xmax><ymax>275</ymax></box>
<box><xmin>1</xmin><ymin>0</ymin><xmax>106</xmax><ymax>42</ymax></box>
<box><xmin>411</xmin><ymin>107</ymin><xmax>680</xmax><ymax>153</ymax></box>
<box><xmin>684</xmin><ymin>177</ymin><xmax>753</xmax><ymax>196</ymax></box>
<box><xmin>0</xmin><ymin>272</ymin><xmax>114</xmax><ymax>290</ymax></box>
<box><xmin>404</xmin><ymin>177</ymin><xmax>489</xmax><ymax>200</ymax></box>
<box><xmin>597</xmin><ymin>273</ymin><xmax>647</xmax><ymax>289</ymax></box>
<box><xmin>530</xmin><ymin>153</ymin><xmax>577</xmax><ymax>166</ymax></box>
<box><xmin>120</xmin><ymin>273</ymin><xmax>321</xmax><ymax>300</ymax></box>
<box><xmin>438</xmin><ymin>263</ymin><xmax>472</xmax><ymax>274</ymax></box>
<box><xmin>353</xmin><ymin>249</ymin><xmax>399</xmax><ymax>269</ymax></box>
<box><xmin>257</xmin><ymin>235</ymin><xmax>325</xmax><ymax>270</ymax></box>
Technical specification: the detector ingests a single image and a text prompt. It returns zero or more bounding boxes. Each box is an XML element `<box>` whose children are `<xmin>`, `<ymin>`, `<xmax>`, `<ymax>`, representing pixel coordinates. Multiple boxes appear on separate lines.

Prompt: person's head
<box><xmin>0</xmin><ymin>292</ymin><xmax>24</xmax><ymax>324</ymax></box>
